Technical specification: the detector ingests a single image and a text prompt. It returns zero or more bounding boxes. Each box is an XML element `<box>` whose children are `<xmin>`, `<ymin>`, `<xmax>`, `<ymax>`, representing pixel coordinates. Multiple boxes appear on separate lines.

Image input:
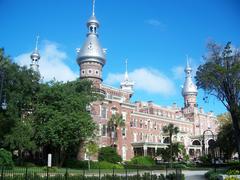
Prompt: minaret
<box><xmin>30</xmin><ymin>35</ymin><xmax>40</xmax><ymax>73</ymax></box>
<box><xmin>182</xmin><ymin>57</ymin><xmax>198</xmax><ymax>108</ymax></box>
<box><xmin>120</xmin><ymin>59</ymin><xmax>134</xmax><ymax>96</ymax></box>
<box><xmin>77</xmin><ymin>0</ymin><xmax>106</xmax><ymax>87</ymax></box>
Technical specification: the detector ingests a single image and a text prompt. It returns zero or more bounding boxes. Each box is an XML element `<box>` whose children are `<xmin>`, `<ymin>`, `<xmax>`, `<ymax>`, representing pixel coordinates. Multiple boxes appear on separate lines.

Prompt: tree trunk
<box><xmin>88</xmin><ymin>155</ymin><xmax>91</xmax><ymax>170</ymax></box>
<box><xmin>230</xmin><ymin>109</ymin><xmax>240</xmax><ymax>162</ymax></box>
<box><xmin>170</xmin><ymin>134</ymin><xmax>173</xmax><ymax>168</ymax></box>
<box><xmin>59</xmin><ymin>148</ymin><xmax>66</xmax><ymax>167</ymax></box>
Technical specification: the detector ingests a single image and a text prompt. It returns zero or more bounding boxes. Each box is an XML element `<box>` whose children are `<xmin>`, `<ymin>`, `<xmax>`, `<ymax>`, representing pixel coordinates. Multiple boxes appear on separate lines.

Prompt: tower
<box><xmin>120</xmin><ymin>59</ymin><xmax>134</xmax><ymax>96</ymax></box>
<box><xmin>182</xmin><ymin>58</ymin><xmax>198</xmax><ymax>108</ymax></box>
<box><xmin>77</xmin><ymin>0</ymin><xmax>106</xmax><ymax>86</ymax></box>
<box><xmin>30</xmin><ymin>35</ymin><xmax>40</xmax><ymax>73</ymax></box>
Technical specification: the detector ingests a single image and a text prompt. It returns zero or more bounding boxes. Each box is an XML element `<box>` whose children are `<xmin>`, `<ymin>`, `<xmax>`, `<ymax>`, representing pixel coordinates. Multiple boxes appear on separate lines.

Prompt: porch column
<box><xmin>143</xmin><ymin>145</ymin><xmax>147</xmax><ymax>156</ymax></box>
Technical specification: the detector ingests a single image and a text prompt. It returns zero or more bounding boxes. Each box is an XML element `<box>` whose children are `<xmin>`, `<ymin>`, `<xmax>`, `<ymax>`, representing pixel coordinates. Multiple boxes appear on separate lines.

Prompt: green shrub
<box><xmin>227</xmin><ymin>170</ymin><xmax>240</xmax><ymax>175</ymax></box>
<box><xmin>205</xmin><ymin>170</ymin><xmax>226</xmax><ymax>180</ymax></box>
<box><xmin>128</xmin><ymin>156</ymin><xmax>155</xmax><ymax>166</ymax></box>
<box><xmin>64</xmin><ymin>159</ymin><xmax>89</xmax><ymax>169</ymax></box>
<box><xmin>98</xmin><ymin>147</ymin><xmax>122</xmax><ymax>163</ymax></box>
<box><xmin>224</xmin><ymin>176</ymin><xmax>240</xmax><ymax>180</ymax></box>
<box><xmin>199</xmin><ymin>154</ymin><xmax>212</xmax><ymax>165</ymax></box>
<box><xmin>0</xmin><ymin>148</ymin><xmax>14</xmax><ymax>168</ymax></box>
<box><xmin>166</xmin><ymin>172</ymin><xmax>185</xmax><ymax>180</ymax></box>
<box><xmin>173</xmin><ymin>163</ymin><xmax>187</xmax><ymax>169</ymax></box>
<box><xmin>91</xmin><ymin>161</ymin><xmax>123</xmax><ymax>169</ymax></box>
<box><xmin>42</xmin><ymin>166</ymin><xmax>58</xmax><ymax>172</ymax></box>
<box><xmin>22</xmin><ymin>162</ymin><xmax>37</xmax><ymax>167</ymax></box>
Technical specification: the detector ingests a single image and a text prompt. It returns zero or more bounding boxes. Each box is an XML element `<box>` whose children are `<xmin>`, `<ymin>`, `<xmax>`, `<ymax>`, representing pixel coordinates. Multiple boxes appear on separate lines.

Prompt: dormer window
<box><xmin>90</xmin><ymin>26</ymin><xmax>93</xmax><ymax>33</ymax></box>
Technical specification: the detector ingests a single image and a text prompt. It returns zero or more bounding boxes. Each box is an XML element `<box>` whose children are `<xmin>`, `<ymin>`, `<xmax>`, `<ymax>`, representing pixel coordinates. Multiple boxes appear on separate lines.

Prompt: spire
<box><xmin>121</xmin><ymin>59</ymin><xmax>134</xmax><ymax>94</ymax></box>
<box><xmin>35</xmin><ymin>35</ymin><xmax>39</xmax><ymax>51</ymax></box>
<box><xmin>77</xmin><ymin>0</ymin><xmax>106</xmax><ymax>66</ymax></box>
<box><xmin>92</xmin><ymin>0</ymin><xmax>95</xmax><ymax>16</ymax></box>
<box><xmin>182</xmin><ymin>57</ymin><xmax>197</xmax><ymax>96</ymax></box>
<box><xmin>30</xmin><ymin>35</ymin><xmax>40</xmax><ymax>72</ymax></box>
<box><xmin>124</xmin><ymin>59</ymin><xmax>129</xmax><ymax>81</ymax></box>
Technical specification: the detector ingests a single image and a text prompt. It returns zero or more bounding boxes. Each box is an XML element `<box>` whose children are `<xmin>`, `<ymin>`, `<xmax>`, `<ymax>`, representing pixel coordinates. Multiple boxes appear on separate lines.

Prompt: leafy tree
<box><xmin>0</xmin><ymin>48</ymin><xmax>40</xmax><ymax>146</ymax></box>
<box><xmin>4</xmin><ymin>120</ymin><xmax>36</xmax><ymax>164</ymax></box>
<box><xmin>216</xmin><ymin>113</ymin><xmax>236</xmax><ymax>160</ymax></box>
<box><xmin>33</xmin><ymin>80</ymin><xmax>100</xmax><ymax>166</ymax></box>
<box><xmin>157</xmin><ymin>142</ymin><xmax>184</xmax><ymax>162</ymax></box>
<box><xmin>162</xmin><ymin>123</ymin><xmax>179</xmax><ymax>167</ymax></box>
<box><xmin>0</xmin><ymin>148</ymin><xmax>14</xmax><ymax>168</ymax></box>
<box><xmin>85</xmin><ymin>140</ymin><xmax>98</xmax><ymax>170</ymax></box>
<box><xmin>98</xmin><ymin>146</ymin><xmax>122</xmax><ymax>163</ymax></box>
<box><xmin>107</xmin><ymin>113</ymin><xmax>125</xmax><ymax>146</ymax></box>
<box><xmin>195</xmin><ymin>42</ymin><xmax>240</xmax><ymax>161</ymax></box>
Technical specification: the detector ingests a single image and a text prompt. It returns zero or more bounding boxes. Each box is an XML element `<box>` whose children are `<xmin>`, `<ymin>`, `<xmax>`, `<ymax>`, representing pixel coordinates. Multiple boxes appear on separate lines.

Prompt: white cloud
<box><xmin>145</xmin><ymin>19</ymin><xmax>167</xmax><ymax>30</ymax></box>
<box><xmin>171</xmin><ymin>66</ymin><xmax>184</xmax><ymax>80</ymax></box>
<box><xmin>105</xmin><ymin>68</ymin><xmax>176</xmax><ymax>96</ymax></box>
<box><xmin>15</xmin><ymin>41</ymin><xmax>78</xmax><ymax>82</ymax></box>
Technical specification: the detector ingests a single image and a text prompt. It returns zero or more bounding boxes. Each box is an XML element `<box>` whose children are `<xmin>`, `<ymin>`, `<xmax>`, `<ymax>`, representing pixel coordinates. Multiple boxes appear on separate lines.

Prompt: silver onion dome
<box><xmin>77</xmin><ymin>0</ymin><xmax>106</xmax><ymax>66</ymax></box>
<box><xmin>77</xmin><ymin>33</ymin><xmax>106</xmax><ymax>65</ymax></box>
<box><xmin>30</xmin><ymin>49</ymin><xmax>40</xmax><ymax>61</ymax></box>
<box><xmin>182</xmin><ymin>61</ymin><xmax>197</xmax><ymax>96</ymax></box>
<box><xmin>87</xmin><ymin>15</ymin><xmax>100</xmax><ymax>28</ymax></box>
<box><xmin>77</xmin><ymin>19</ymin><xmax>105</xmax><ymax>65</ymax></box>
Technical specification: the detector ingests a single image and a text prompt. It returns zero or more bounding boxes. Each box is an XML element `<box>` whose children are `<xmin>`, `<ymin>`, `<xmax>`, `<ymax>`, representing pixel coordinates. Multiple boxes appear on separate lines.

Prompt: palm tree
<box><xmin>85</xmin><ymin>140</ymin><xmax>98</xmax><ymax>170</ymax></box>
<box><xmin>108</xmin><ymin>113</ymin><xmax>125</xmax><ymax>146</ymax></box>
<box><xmin>162</xmin><ymin>123</ymin><xmax>179</xmax><ymax>168</ymax></box>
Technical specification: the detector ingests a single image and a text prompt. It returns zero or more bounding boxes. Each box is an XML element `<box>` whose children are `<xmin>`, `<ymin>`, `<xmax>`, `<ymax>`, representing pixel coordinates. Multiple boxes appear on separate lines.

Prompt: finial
<box><xmin>125</xmin><ymin>59</ymin><xmax>128</xmax><ymax>73</ymax></box>
<box><xmin>186</xmin><ymin>54</ymin><xmax>190</xmax><ymax>68</ymax></box>
<box><xmin>124</xmin><ymin>58</ymin><xmax>129</xmax><ymax>81</ymax></box>
<box><xmin>92</xmin><ymin>0</ymin><xmax>95</xmax><ymax>16</ymax></box>
<box><xmin>35</xmin><ymin>35</ymin><xmax>40</xmax><ymax>50</ymax></box>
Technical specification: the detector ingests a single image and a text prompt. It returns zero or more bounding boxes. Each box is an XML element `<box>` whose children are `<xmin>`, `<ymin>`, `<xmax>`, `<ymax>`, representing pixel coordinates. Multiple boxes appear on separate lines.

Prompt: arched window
<box><xmin>163</xmin><ymin>137</ymin><xmax>170</xmax><ymax>144</ymax></box>
<box><xmin>192</xmin><ymin>140</ymin><xmax>201</xmax><ymax>145</ymax></box>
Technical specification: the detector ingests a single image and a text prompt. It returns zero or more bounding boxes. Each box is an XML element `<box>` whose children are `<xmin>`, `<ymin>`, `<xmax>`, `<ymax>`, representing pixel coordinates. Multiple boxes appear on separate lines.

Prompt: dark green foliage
<box><xmin>195</xmin><ymin>42</ymin><xmax>240</xmax><ymax>160</ymax></box>
<box><xmin>98</xmin><ymin>147</ymin><xmax>122</xmax><ymax>163</ymax></box>
<box><xmin>0</xmin><ymin>48</ymin><xmax>40</xmax><ymax>145</ymax></box>
<box><xmin>0</xmin><ymin>171</ymin><xmax>184</xmax><ymax>180</ymax></box>
<box><xmin>64</xmin><ymin>159</ymin><xmax>123</xmax><ymax>169</ymax></box>
<box><xmin>166</xmin><ymin>172</ymin><xmax>185</xmax><ymax>180</ymax></box>
<box><xmin>0</xmin><ymin>148</ymin><xmax>14</xmax><ymax>167</ymax></box>
<box><xmin>33</xmin><ymin>79</ymin><xmax>100</xmax><ymax>166</ymax></box>
<box><xmin>128</xmin><ymin>156</ymin><xmax>155</xmax><ymax>166</ymax></box>
<box><xmin>64</xmin><ymin>159</ymin><xmax>89</xmax><ymax>169</ymax></box>
<box><xmin>199</xmin><ymin>155</ymin><xmax>212</xmax><ymax>165</ymax></box>
<box><xmin>216</xmin><ymin>120</ymin><xmax>236</xmax><ymax>160</ymax></box>
<box><xmin>4</xmin><ymin>120</ymin><xmax>36</xmax><ymax>164</ymax></box>
<box><xmin>205</xmin><ymin>169</ymin><xmax>226</xmax><ymax>180</ymax></box>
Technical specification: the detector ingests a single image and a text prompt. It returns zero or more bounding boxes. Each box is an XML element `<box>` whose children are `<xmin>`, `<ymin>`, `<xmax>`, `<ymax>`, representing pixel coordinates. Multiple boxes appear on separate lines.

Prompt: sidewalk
<box><xmin>183</xmin><ymin>170</ymin><xmax>207</xmax><ymax>180</ymax></box>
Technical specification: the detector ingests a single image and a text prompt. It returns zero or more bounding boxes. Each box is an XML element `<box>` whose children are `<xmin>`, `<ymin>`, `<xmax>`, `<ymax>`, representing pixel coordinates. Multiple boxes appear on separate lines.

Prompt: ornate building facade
<box><xmin>31</xmin><ymin>1</ymin><xmax>218</xmax><ymax>161</ymax></box>
<box><xmin>75</xmin><ymin>2</ymin><xmax>219</xmax><ymax>161</ymax></box>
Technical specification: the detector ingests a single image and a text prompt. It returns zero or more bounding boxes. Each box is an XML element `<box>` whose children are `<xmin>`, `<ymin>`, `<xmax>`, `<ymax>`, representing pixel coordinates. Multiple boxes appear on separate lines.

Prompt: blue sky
<box><xmin>1</xmin><ymin>0</ymin><xmax>240</xmax><ymax>115</ymax></box>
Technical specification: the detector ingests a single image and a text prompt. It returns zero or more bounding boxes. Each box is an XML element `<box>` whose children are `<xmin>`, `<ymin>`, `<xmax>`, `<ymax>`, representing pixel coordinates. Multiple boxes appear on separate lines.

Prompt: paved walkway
<box><xmin>183</xmin><ymin>170</ymin><xmax>208</xmax><ymax>180</ymax></box>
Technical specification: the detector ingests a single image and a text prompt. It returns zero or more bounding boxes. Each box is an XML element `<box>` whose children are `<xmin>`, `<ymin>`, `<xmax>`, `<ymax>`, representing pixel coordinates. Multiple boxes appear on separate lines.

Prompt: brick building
<box><xmin>30</xmin><ymin>1</ymin><xmax>219</xmax><ymax>161</ymax></box>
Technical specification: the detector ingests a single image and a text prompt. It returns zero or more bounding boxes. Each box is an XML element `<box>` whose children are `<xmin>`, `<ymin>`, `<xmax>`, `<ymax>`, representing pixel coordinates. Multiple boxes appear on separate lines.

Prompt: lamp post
<box><xmin>0</xmin><ymin>68</ymin><xmax>7</xmax><ymax>110</ymax></box>
<box><xmin>202</xmin><ymin>129</ymin><xmax>216</xmax><ymax>172</ymax></box>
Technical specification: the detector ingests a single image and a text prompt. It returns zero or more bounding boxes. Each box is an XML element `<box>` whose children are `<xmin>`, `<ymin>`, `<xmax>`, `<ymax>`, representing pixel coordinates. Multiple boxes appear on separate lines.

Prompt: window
<box><xmin>101</xmin><ymin>106</ymin><xmax>107</xmax><ymax>118</ymax></box>
<box><xmin>82</xmin><ymin>70</ymin><xmax>85</xmax><ymax>74</ymax></box>
<box><xmin>88</xmin><ymin>70</ymin><xmax>92</xmax><ymax>74</ymax></box>
<box><xmin>122</xmin><ymin>127</ymin><xmax>126</xmax><ymax>137</ymax></box>
<box><xmin>122</xmin><ymin>112</ymin><xmax>127</xmax><ymax>122</ymax></box>
<box><xmin>133</xmin><ymin>119</ymin><xmax>137</xmax><ymax>127</ymax></box>
<box><xmin>111</xmin><ymin>107</ymin><xmax>117</xmax><ymax>115</ymax></box>
<box><xmin>96</xmin><ymin>70</ymin><xmax>99</xmax><ymax>74</ymax></box>
<box><xmin>133</xmin><ymin>133</ymin><xmax>137</xmax><ymax>142</ymax></box>
<box><xmin>90</xmin><ymin>26</ymin><xmax>93</xmax><ymax>32</ymax></box>
<box><xmin>101</xmin><ymin>124</ymin><xmax>107</xmax><ymax>136</ymax></box>
<box><xmin>140</xmin><ymin>120</ymin><xmax>143</xmax><ymax>128</ymax></box>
